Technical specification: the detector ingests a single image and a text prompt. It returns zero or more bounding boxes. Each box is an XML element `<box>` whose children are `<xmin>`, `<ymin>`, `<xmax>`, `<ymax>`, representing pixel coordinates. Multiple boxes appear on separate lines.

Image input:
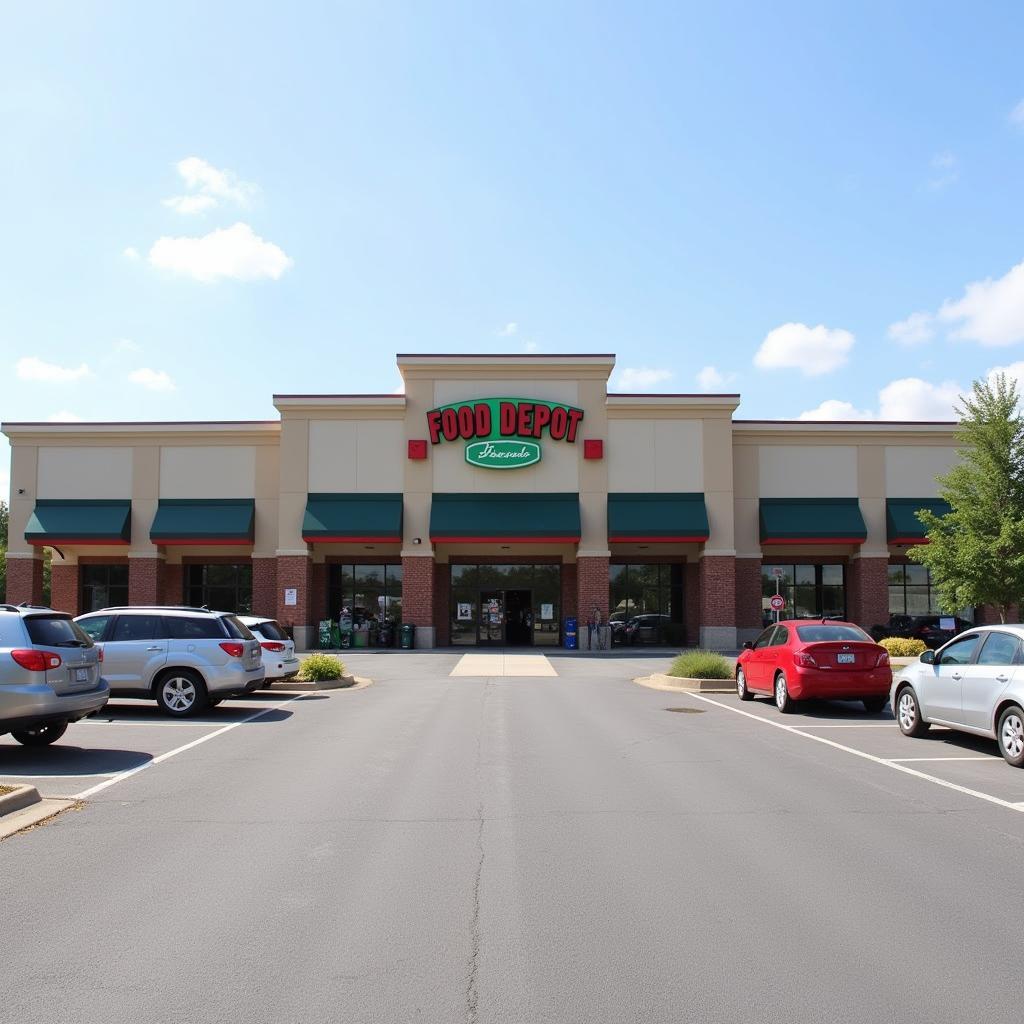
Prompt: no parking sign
<box><xmin>769</xmin><ymin>595</ymin><xmax>785</xmax><ymax>612</ymax></box>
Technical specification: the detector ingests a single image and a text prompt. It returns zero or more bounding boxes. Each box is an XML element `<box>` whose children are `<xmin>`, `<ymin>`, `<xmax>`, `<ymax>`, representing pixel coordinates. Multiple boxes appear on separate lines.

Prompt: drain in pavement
<box><xmin>664</xmin><ymin>707</ymin><xmax>706</xmax><ymax>714</ymax></box>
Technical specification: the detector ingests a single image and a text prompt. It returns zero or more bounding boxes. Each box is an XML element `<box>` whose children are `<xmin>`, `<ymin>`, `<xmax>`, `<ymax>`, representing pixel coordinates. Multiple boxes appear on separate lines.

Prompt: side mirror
<box><xmin>920</xmin><ymin>650</ymin><xmax>935</xmax><ymax>665</ymax></box>
<box><xmin>742</xmin><ymin>640</ymin><xmax>753</xmax><ymax>650</ymax></box>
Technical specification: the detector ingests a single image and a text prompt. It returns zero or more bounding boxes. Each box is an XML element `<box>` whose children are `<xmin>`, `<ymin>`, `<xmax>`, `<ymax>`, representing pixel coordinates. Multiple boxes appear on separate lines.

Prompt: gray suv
<box><xmin>1</xmin><ymin>603</ymin><xmax>109</xmax><ymax>745</ymax></box>
<box><xmin>75</xmin><ymin>607</ymin><xmax>264</xmax><ymax>717</ymax></box>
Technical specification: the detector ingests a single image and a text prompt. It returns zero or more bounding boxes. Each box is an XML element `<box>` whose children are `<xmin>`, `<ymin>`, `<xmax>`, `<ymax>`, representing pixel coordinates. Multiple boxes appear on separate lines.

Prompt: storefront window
<box><xmin>327</xmin><ymin>564</ymin><xmax>403</xmax><ymax>627</ymax></box>
<box><xmin>449</xmin><ymin>564</ymin><xmax>561</xmax><ymax>646</ymax></box>
<box><xmin>185</xmin><ymin>563</ymin><xmax>252</xmax><ymax>614</ymax></box>
<box><xmin>761</xmin><ymin>564</ymin><xmax>845</xmax><ymax>624</ymax></box>
<box><xmin>888</xmin><ymin>564</ymin><xmax>942</xmax><ymax>616</ymax></box>
<box><xmin>80</xmin><ymin>563</ymin><xmax>129</xmax><ymax>612</ymax></box>
<box><xmin>608</xmin><ymin>563</ymin><xmax>684</xmax><ymax>644</ymax></box>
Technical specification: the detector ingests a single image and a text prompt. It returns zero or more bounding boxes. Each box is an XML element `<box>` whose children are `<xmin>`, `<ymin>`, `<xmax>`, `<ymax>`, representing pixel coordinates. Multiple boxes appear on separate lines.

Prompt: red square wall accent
<box><xmin>583</xmin><ymin>439</ymin><xmax>603</xmax><ymax>460</ymax></box>
<box><xmin>408</xmin><ymin>439</ymin><xmax>428</xmax><ymax>460</ymax></box>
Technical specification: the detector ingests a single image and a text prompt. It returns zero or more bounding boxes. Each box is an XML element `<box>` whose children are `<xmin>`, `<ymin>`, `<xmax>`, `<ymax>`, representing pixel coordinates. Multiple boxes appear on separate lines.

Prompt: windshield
<box><xmin>251</xmin><ymin>619</ymin><xmax>287</xmax><ymax>641</ymax></box>
<box><xmin>221</xmin><ymin>615</ymin><xmax>255</xmax><ymax>640</ymax></box>
<box><xmin>25</xmin><ymin>615</ymin><xmax>93</xmax><ymax>647</ymax></box>
<box><xmin>796</xmin><ymin>624</ymin><xmax>872</xmax><ymax>643</ymax></box>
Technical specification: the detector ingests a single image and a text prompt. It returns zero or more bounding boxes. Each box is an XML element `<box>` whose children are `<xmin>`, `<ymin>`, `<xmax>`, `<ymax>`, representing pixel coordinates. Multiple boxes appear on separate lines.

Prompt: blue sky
<box><xmin>3</xmin><ymin>1</ymin><xmax>1024</xmax><ymax>495</ymax></box>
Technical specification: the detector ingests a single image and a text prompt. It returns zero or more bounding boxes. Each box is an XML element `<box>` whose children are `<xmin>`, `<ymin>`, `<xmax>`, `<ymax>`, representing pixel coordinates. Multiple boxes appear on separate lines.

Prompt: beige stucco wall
<box><xmin>758</xmin><ymin>445</ymin><xmax>858</xmax><ymax>498</ymax></box>
<box><xmin>607</xmin><ymin>420</ymin><xmax>703</xmax><ymax>492</ymax></box>
<box><xmin>159</xmin><ymin>446</ymin><xmax>256</xmax><ymax>499</ymax></box>
<box><xmin>308</xmin><ymin>420</ymin><xmax>405</xmax><ymax>492</ymax></box>
<box><xmin>885</xmin><ymin>446</ymin><xmax>958</xmax><ymax>498</ymax></box>
<box><xmin>38</xmin><ymin>447</ymin><xmax>132</xmax><ymax>499</ymax></box>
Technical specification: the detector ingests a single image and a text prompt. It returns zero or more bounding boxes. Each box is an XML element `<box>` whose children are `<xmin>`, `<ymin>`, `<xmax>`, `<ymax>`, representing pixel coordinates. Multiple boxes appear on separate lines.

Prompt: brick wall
<box><xmin>5</xmin><ymin>556</ymin><xmax>44</xmax><ymax>605</ymax></box>
<box><xmin>160</xmin><ymin>563</ymin><xmax>184</xmax><ymax>606</ymax></box>
<box><xmin>576</xmin><ymin>555</ymin><xmax>610</xmax><ymax>622</ymax></box>
<box><xmin>129</xmin><ymin>558</ymin><xmax>162</xmax><ymax>605</ymax></box>
<box><xmin>684</xmin><ymin>561</ymin><xmax>700</xmax><ymax>646</ymax></box>
<box><xmin>700</xmin><ymin>555</ymin><xmax>736</xmax><ymax>627</ymax></box>
<box><xmin>252</xmin><ymin>557</ymin><xmax>277</xmax><ymax>618</ymax></box>
<box><xmin>49</xmin><ymin>563</ymin><xmax>80</xmax><ymax>615</ymax></box>
<box><xmin>401</xmin><ymin>555</ymin><xmax>434</xmax><ymax>627</ymax></box>
<box><xmin>276</xmin><ymin>555</ymin><xmax>312</xmax><ymax>635</ymax></box>
<box><xmin>561</xmin><ymin>562</ymin><xmax>578</xmax><ymax>624</ymax></box>
<box><xmin>735</xmin><ymin>557</ymin><xmax>763</xmax><ymax>631</ymax></box>
<box><xmin>433</xmin><ymin>563</ymin><xmax>451</xmax><ymax>645</ymax></box>
<box><xmin>848</xmin><ymin>557</ymin><xmax>889</xmax><ymax>630</ymax></box>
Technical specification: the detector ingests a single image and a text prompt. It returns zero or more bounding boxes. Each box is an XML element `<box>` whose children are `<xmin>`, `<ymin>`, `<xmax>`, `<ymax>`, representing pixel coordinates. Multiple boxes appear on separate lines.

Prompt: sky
<box><xmin>3</xmin><ymin>1</ymin><xmax>1024</xmax><ymax>498</ymax></box>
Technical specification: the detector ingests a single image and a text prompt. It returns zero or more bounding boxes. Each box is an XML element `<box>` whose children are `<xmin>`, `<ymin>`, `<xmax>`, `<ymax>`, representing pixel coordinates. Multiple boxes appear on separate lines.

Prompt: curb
<box><xmin>258</xmin><ymin>675</ymin><xmax>373</xmax><ymax>693</ymax></box>
<box><xmin>0</xmin><ymin>797</ymin><xmax>77</xmax><ymax>841</ymax></box>
<box><xmin>634</xmin><ymin>673</ymin><xmax>735</xmax><ymax>694</ymax></box>
<box><xmin>0</xmin><ymin>784</ymin><xmax>42</xmax><ymax>817</ymax></box>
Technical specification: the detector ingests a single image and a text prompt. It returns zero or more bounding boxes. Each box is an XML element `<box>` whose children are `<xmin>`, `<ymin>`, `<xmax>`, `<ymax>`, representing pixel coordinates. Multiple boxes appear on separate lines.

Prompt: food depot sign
<box><xmin>426</xmin><ymin>397</ymin><xmax>584</xmax><ymax>469</ymax></box>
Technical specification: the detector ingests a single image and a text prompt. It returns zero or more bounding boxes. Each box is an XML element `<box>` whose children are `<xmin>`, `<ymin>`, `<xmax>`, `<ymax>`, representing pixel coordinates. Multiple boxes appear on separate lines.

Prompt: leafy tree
<box><xmin>913</xmin><ymin>373</ymin><xmax>1024</xmax><ymax>623</ymax></box>
<box><xmin>0</xmin><ymin>499</ymin><xmax>7</xmax><ymax>601</ymax></box>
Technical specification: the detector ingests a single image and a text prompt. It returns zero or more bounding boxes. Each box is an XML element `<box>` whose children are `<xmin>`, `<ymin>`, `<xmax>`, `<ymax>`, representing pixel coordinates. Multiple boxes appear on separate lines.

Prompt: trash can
<box><xmin>400</xmin><ymin>623</ymin><xmax>416</xmax><ymax>649</ymax></box>
<box><xmin>564</xmin><ymin>617</ymin><xmax>577</xmax><ymax>650</ymax></box>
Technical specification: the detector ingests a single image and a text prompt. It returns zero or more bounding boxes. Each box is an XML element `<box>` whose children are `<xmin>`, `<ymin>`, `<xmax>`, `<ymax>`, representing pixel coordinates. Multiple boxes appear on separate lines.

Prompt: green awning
<box><xmin>25</xmin><ymin>499</ymin><xmax>131</xmax><ymax>545</ymax></box>
<box><xmin>150</xmin><ymin>499</ymin><xmax>254</xmax><ymax>545</ymax></box>
<box><xmin>887</xmin><ymin>498</ymin><xmax>951</xmax><ymax>543</ymax></box>
<box><xmin>759</xmin><ymin>498</ymin><xmax>866</xmax><ymax>545</ymax></box>
<box><xmin>608</xmin><ymin>493</ymin><xmax>709</xmax><ymax>542</ymax></box>
<box><xmin>302</xmin><ymin>493</ymin><xmax>403</xmax><ymax>542</ymax></box>
<box><xmin>430</xmin><ymin>493</ymin><xmax>581</xmax><ymax>543</ymax></box>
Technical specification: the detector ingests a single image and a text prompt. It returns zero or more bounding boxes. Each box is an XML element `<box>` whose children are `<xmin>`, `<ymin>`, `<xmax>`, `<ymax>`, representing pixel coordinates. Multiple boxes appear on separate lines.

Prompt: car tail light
<box><xmin>11</xmin><ymin>649</ymin><xmax>62</xmax><ymax>671</ymax></box>
<box><xmin>875</xmin><ymin>650</ymin><xmax>890</xmax><ymax>668</ymax></box>
<box><xmin>260</xmin><ymin>641</ymin><xmax>285</xmax><ymax>653</ymax></box>
<box><xmin>97</xmin><ymin>648</ymin><xmax>104</xmax><ymax>663</ymax></box>
<box><xmin>219</xmin><ymin>642</ymin><xmax>245</xmax><ymax>658</ymax></box>
<box><xmin>793</xmin><ymin>652</ymin><xmax>817</xmax><ymax>668</ymax></box>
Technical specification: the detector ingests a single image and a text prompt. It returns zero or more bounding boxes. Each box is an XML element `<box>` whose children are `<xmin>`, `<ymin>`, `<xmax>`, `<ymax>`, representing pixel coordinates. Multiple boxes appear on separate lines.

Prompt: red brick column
<box><xmin>684</xmin><ymin>561</ymin><xmax>700</xmax><ymax>647</ymax></box>
<box><xmin>848</xmin><ymin>557</ymin><xmax>890</xmax><ymax>630</ymax></box>
<box><xmin>699</xmin><ymin>554</ymin><xmax>736</xmax><ymax>649</ymax></box>
<box><xmin>735</xmin><ymin>557</ymin><xmax>763</xmax><ymax>637</ymax></box>
<box><xmin>561</xmin><ymin>562</ymin><xmax>578</xmax><ymax>624</ymax></box>
<box><xmin>129</xmin><ymin>557</ymin><xmax>162</xmax><ymax>606</ymax></box>
<box><xmin>576</xmin><ymin>555</ymin><xmax>610</xmax><ymax>624</ymax></box>
<box><xmin>433</xmin><ymin>563</ymin><xmax>450</xmax><ymax>646</ymax></box>
<box><xmin>5</xmin><ymin>556</ymin><xmax>44</xmax><ymax>605</ymax></box>
<box><xmin>50</xmin><ymin>563</ymin><xmax>80</xmax><ymax>615</ymax></box>
<box><xmin>276</xmin><ymin>555</ymin><xmax>312</xmax><ymax>642</ymax></box>
<box><xmin>401</xmin><ymin>556</ymin><xmax>435</xmax><ymax>645</ymax></box>
<box><xmin>161</xmin><ymin>563</ymin><xmax>184</xmax><ymax>606</ymax></box>
<box><xmin>252</xmin><ymin>557</ymin><xmax>277</xmax><ymax>618</ymax></box>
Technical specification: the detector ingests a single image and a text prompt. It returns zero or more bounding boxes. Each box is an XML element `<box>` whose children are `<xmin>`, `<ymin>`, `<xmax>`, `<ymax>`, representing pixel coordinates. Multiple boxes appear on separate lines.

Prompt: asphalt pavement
<box><xmin>2</xmin><ymin>651</ymin><xmax>1024</xmax><ymax>1023</ymax></box>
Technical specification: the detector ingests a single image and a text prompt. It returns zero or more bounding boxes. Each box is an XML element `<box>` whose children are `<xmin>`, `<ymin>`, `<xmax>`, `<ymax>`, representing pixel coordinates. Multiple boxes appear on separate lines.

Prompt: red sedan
<box><xmin>736</xmin><ymin>619</ymin><xmax>892</xmax><ymax>714</ymax></box>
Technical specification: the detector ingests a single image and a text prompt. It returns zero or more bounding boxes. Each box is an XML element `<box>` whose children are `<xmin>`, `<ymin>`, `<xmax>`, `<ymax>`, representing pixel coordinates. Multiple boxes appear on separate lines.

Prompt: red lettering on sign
<box><xmin>499</xmin><ymin>402</ymin><xmax>517</xmax><ymax>436</ymax></box>
<box><xmin>440</xmin><ymin>408</ymin><xmax>459</xmax><ymax>442</ymax></box>
<box><xmin>457</xmin><ymin>405</ymin><xmax>475</xmax><ymax>439</ymax></box>
<box><xmin>532</xmin><ymin>404</ymin><xmax>551</xmax><ymax>438</ymax></box>
<box><xmin>427</xmin><ymin>410</ymin><xmax>443</xmax><ymax>445</ymax></box>
<box><xmin>566</xmin><ymin>408</ymin><xmax>584</xmax><ymax>443</ymax></box>
<box><xmin>474</xmin><ymin>402</ymin><xmax>491</xmax><ymax>438</ymax></box>
<box><xmin>517</xmin><ymin>402</ymin><xmax>534</xmax><ymax>436</ymax></box>
<box><xmin>549</xmin><ymin>406</ymin><xmax>568</xmax><ymax>440</ymax></box>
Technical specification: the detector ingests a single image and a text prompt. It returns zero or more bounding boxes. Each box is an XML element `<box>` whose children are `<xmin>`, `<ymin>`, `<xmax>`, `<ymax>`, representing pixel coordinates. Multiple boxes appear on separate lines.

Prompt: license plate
<box><xmin>75</xmin><ymin>667</ymin><xmax>89</xmax><ymax>682</ymax></box>
<box><xmin>837</xmin><ymin>653</ymin><xmax>855</xmax><ymax>664</ymax></box>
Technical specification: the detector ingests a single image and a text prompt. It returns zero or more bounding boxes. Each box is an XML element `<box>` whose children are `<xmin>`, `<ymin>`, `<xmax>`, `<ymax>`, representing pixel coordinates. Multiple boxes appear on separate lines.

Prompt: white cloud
<box><xmin>123</xmin><ymin>246</ymin><xmax>140</xmax><ymax>261</ymax></box>
<box><xmin>610</xmin><ymin>367</ymin><xmax>674</xmax><ymax>392</ymax></box>
<box><xmin>147</xmin><ymin>222</ymin><xmax>293</xmax><ymax>282</ymax></box>
<box><xmin>523</xmin><ymin>340</ymin><xmax>540</xmax><ymax>353</ymax></box>
<box><xmin>937</xmin><ymin>258</ymin><xmax>1024</xmax><ymax>346</ymax></box>
<box><xmin>128</xmin><ymin>367</ymin><xmax>176</xmax><ymax>392</ymax></box>
<box><xmin>798</xmin><ymin>399</ymin><xmax>874</xmax><ymax>421</ymax></box>
<box><xmin>887</xmin><ymin>311</ymin><xmax>934</xmax><ymax>346</ymax></box>
<box><xmin>695</xmin><ymin>365</ymin><xmax>735</xmax><ymax>391</ymax></box>
<box><xmin>986</xmin><ymin>360</ymin><xmax>1024</xmax><ymax>390</ymax></box>
<box><xmin>497</xmin><ymin>322</ymin><xmax>518</xmax><ymax>336</ymax></box>
<box><xmin>927</xmin><ymin>151</ymin><xmax>959</xmax><ymax>191</ymax></box>
<box><xmin>163</xmin><ymin>156</ymin><xmax>259</xmax><ymax>214</ymax></box>
<box><xmin>113</xmin><ymin>338</ymin><xmax>140</xmax><ymax>354</ymax></box>
<box><xmin>1009</xmin><ymin>99</ymin><xmax>1024</xmax><ymax>128</ymax></box>
<box><xmin>877</xmin><ymin>378</ymin><xmax>962</xmax><ymax>420</ymax></box>
<box><xmin>16</xmin><ymin>357</ymin><xmax>92</xmax><ymax>383</ymax></box>
<box><xmin>754</xmin><ymin>322</ymin><xmax>854</xmax><ymax>376</ymax></box>
<box><xmin>47</xmin><ymin>410</ymin><xmax>83</xmax><ymax>422</ymax></box>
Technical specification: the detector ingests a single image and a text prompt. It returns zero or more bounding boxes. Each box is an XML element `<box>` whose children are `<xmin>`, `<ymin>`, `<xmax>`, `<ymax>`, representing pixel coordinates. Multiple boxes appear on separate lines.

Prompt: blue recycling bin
<box><xmin>564</xmin><ymin>617</ymin><xmax>578</xmax><ymax>650</ymax></box>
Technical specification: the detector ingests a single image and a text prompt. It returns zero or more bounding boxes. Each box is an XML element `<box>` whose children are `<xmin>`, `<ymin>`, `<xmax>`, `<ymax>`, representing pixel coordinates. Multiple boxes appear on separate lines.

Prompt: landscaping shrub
<box><xmin>878</xmin><ymin>637</ymin><xmax>927</xmax><ymax>658</ymax></box>
<box><xmin>298</xmin><ymin>653</ymin><xmax>346</xmax><ymax>681</ymax></box>
<box><xmin>668</xmin><ymin>649</ymin><xmax>733</xmax><ymax>680</ymax></box>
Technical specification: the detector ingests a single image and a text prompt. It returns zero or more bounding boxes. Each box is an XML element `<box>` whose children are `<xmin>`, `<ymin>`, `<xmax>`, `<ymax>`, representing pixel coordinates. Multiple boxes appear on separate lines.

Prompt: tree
<box><xmin>912</xmin><ymin>373</ymin><xmax>1024</xmax><ymax>623</ymax></box>
<box><xmin>0</xmin><ymin>499</ymin><xmax>7</xmax><ymax>601</ymax></box>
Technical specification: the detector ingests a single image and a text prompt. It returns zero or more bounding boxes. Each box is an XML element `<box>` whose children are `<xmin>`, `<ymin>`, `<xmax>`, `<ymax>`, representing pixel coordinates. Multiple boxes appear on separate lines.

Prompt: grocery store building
<box><xmin>2</xmin><ymin>353</ymin><xmax>959</xmax><ymax>650</ymax></box>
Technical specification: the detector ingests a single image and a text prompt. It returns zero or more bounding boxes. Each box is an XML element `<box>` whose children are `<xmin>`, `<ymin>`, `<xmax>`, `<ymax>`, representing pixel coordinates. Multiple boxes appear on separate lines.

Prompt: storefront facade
<box><xmin>2</xmin><ymin>354</ymin><xmax>962</xmax><ymax>649</ymax></box>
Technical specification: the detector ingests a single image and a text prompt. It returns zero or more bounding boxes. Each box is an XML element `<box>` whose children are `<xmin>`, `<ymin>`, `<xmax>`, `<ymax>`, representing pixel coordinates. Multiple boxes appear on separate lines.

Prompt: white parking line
<box><xmin>77</xmin><ymin>719</ymin><xmax>228</xmax><ymax>727</ymax></box>
<box><xmin>888</xmin><ymin>756</ymin><xmax>998</xmax><ymax>763</ymax></box>
<box><xmin>796</xmin><ymin>724</ymin><xmax>896</xmax><ymax>729</ymax></box>
<box><xmin>684</xmin><ymin>693</ymin><xmax>1024</xmax><ymax>816</ymax></box>
<box><xmin>73</xmin><ymin>692</ymin><xmax>308</xmax><ymax>800</ymax></box>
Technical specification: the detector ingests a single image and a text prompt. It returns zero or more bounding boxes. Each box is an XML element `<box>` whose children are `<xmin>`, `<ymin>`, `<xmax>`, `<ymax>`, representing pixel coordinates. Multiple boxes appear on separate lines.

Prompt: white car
<box><xmin>238</xmin><ymin>616</ymin><xmax>300</xmax><ymax>685</ymax></box>
<box><xmin>890</xmin><ymin>624</ymin><xmax>1024</xmax><ymax>767</ymax></box>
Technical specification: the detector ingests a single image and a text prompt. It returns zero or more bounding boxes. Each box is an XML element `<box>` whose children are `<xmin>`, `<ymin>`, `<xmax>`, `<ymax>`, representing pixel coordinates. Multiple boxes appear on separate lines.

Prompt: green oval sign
<box><xmin>465</xmin><ymin>440</ymin><xmax>541</xmax><ymax>470</ymax></box>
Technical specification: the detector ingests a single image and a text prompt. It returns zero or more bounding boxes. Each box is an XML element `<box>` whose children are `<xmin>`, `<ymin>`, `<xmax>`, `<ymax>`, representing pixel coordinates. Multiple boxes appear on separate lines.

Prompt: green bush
<box><xmin>668</xmin><ymin>649</ymin><xmax>733</xmax><ymax>680</ymax></box>
<box><xmin>298</xmin><ymin>653</ymin><xmax>346</xmax><ymax>681</ymax></box>
<box><xmin>878</xmin><ymin>636</ymin><xmax>927</xmax><ymax>658</ymax></box>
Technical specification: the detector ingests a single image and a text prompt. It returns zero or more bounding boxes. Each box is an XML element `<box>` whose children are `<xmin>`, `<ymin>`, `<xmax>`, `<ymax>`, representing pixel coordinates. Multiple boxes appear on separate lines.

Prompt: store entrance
<box><xmin>478</xmin><ymin>589</ymin><xmax>533</xmax><ymax>646</ymax></box>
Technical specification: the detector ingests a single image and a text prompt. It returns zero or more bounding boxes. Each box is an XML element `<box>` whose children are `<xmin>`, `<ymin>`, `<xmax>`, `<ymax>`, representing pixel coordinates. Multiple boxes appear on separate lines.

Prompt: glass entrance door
<box><xmin>479</xmin><ymin>591</ymin><xmax>504</xmax><ymax>644</ymax></box>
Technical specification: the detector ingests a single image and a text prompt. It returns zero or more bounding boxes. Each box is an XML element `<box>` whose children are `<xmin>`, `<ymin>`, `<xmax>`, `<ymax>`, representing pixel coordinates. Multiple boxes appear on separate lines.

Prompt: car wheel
<box><xmin>736</xmin><ymin>668</ymin><xmax>753</xmax><ymax>701</ymax></box>
<box><xmin>896</xmin><ymin>685</ymin><xmax>929</xmax><ymax>737</ymax></box>
<box><xmin>774</xmin><ymin>672</ymin><xmax>796</xmax><ymax>714</ymax></box>
<box><xmin>156</xmin><ymin>670</ymin><xmax>208</xmax><ymax>717</ymax></box>
<box><xmin>207</xmin><ymin>697</ymin><xmax>224</xmax><ymax>707</ymax></box>
<box><xmin>997</xmin><ymin>705</ymin><xmax>1024</xmax><ymax>768</ymax></box>
<box><xmin>11</xmin><ymin>721</ymin><xmax>68</xmax><ymax>746</ymax></box>
<box><xmin>863</xmin><ymin>697</ymin><xmax>886</xmax><ymax>713</ymax></box>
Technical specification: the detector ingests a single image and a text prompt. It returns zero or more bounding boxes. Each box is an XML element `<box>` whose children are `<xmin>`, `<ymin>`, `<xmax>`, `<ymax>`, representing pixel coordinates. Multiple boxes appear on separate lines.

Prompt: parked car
<box><xmin>736</xmin><ymin>619</ymin><xmax>892</xmax><ymax>714</ymax></box>
<box><xmin>75</xmin><ymin>606</ymin><xmax>264</xmax><ymax>717</ymax></box>
<box><xmin>609</xmin><ymin>615</ymin><xmax>628</xmax><ymax>645</ymax></box>
<box><xmin>238</xmin><ymin>616</ymin><xmax>300</xmax><ymax>685</ymax></box>
<box><xmin>891</xmin><ymin>625</ymin><xmax>1024</xmax><ymax>767</ymax></box>
<box><xmin>625</xmin><ymin>613</ymin><xmax>671</xmax><ymax>645</ymax></box>
<box><xmin>1</xmin><ymin>603</ymin><xmax>109</xmax><ymax>745</ymax></box>
<box><xmin>869</xmin><ymin>614</ymin><xmax>972</xmax><ymax>649</ymax></box>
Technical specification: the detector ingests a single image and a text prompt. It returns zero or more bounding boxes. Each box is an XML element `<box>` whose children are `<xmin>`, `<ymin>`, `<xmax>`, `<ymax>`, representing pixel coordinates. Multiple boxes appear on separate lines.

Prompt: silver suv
<box><xmin>75</xmin><ymin>607</ymin><xmax>264</xmax><ymax>717</ymax></box>
<box><xmin>1</xmin><ymin>603</ymin><xmax>109</xmax><ymax>746</ymax></box>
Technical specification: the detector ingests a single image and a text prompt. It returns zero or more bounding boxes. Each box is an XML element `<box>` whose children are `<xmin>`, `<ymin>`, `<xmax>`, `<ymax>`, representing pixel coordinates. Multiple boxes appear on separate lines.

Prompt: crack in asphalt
<box><xmin>466</xmin><ymin>682</ymin><xmax>490</xmax><ymax>1024</ymax></box>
